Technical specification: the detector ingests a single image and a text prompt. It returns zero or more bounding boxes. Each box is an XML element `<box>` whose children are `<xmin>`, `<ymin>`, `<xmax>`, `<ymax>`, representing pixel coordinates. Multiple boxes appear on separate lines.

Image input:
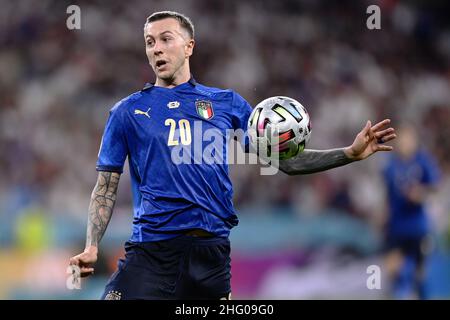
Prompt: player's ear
<box><xmin>185</xmin><ymin>39</ymin><xmax>195</xmax><ymax>58</ymax></box>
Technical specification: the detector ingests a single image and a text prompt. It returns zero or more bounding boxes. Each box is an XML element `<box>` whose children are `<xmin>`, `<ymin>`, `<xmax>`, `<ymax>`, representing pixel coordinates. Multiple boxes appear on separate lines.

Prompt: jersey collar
<box><xmin>142</xmin><ymin>75</ymin><xmax>197</xmax><ymax>91</ymax></box>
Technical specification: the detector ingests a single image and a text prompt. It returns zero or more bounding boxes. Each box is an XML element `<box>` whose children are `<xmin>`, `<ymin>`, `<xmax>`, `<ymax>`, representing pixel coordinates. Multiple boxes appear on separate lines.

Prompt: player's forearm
<box><xmin>279</xmin><ymin>147</ymin><xmax>355</xmax><ymax>175</ymax></box>
<box><xmin>85</xmin><ymin>171</ymin><xmax>120</xmax><ymax>249</ymax></box>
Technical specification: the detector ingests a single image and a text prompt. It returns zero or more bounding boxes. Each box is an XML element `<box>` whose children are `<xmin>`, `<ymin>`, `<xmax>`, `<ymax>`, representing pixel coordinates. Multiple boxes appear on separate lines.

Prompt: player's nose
<box><xmin>153</xmin><ymin>40</ymin><xmax>163</xmax><ymax>55</ymax></box>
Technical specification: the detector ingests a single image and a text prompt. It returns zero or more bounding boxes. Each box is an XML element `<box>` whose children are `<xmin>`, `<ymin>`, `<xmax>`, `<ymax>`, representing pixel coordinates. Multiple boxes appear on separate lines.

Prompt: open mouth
<box><xmin>155</xmin><ymin>60</ymin><xmax>167</xmax><ymax>69</ymax></box>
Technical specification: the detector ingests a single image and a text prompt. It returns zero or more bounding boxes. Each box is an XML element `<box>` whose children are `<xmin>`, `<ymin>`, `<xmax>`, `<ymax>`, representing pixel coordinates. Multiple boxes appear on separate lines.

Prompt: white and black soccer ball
<box><xmin>247</xmin><ymin>96</ymin><xmax>311</xmax><ymax>161</ymax></box>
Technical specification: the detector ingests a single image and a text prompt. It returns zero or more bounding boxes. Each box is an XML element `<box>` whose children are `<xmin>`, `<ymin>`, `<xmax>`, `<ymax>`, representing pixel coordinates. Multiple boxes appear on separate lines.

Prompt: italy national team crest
<box><xmin>195</xmin><ymin>100</ymin><xmax>214</xmax><ymax>120</ymax></box>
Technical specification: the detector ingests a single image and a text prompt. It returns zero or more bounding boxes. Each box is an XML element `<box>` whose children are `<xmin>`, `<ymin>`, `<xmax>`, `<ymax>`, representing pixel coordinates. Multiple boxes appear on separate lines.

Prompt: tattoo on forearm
<box><xmin>86</xmin><ymin>172</ymin><xmax>120</xmax><ymax>247</ymax></box>
<box><xmin>279</xmin><ymin>148</ymin><xmax>353</xmax><ymax>175</ymax></box>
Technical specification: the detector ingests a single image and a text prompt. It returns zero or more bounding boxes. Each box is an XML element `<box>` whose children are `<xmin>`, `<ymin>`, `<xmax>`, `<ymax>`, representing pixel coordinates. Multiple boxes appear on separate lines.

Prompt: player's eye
<box><xmin>146</xmin><ymin>40</ymin><xmax>154</xmax><ymax>46</ymax></box>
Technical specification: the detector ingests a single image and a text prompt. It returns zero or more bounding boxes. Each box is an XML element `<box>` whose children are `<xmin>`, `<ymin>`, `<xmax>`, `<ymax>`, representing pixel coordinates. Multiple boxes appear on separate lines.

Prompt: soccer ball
<box><xmin>247</xmin><ymin>96</ymin><xmax>311</xmax><ymax>161</ymax></box>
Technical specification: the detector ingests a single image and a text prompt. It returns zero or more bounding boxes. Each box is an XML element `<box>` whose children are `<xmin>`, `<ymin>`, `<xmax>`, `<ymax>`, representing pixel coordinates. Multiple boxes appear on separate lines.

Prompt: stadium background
<box><xmin>0</xmin><ymin>0</ymin><xmax>449</xmax><ymax>299</ymax></box>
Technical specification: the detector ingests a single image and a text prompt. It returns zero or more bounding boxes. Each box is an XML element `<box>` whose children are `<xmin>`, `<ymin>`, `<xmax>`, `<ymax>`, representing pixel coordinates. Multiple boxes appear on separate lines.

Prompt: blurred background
<box><xmin>0</xmin><ymin>0</ymin><xmax>449</xmax><ymax>299</ymax></box>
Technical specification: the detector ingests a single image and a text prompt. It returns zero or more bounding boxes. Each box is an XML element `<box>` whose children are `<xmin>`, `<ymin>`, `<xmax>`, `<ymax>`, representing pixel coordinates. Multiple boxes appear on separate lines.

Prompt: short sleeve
<box><xmin>231</xmin><ymin>91</ymin><xmax>253</xmax><ymax>131</ymax></box>
<box><xmin>231</xmin><ymin>92</ymin><xmax>253</xmax><ymax>151</ymax></box>
<box><xmin>96</xmin><ymin>103</ymin><xmax>128</xmax><ymax>173</ymax></box>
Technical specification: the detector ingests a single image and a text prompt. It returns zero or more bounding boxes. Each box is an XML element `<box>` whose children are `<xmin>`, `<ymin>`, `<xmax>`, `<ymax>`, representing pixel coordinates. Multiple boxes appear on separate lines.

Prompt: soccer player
<box><xmin>382</xmin><ymin>124</ymin><xmax>440</xmax><ymax>299</ymax></box>
<box><xmin>69</xmin><ymin>11</ymin><xmax>396</xmax><ymax>300</ymax></box>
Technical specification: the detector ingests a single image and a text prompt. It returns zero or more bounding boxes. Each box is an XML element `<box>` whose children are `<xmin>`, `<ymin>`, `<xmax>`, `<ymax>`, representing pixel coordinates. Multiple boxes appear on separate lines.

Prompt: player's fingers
<box><xmin>360</xmin><ymin>120</ymin><xmax>371</xmax><ymax>136</ymax></box>
<box><xmin>69</xmin><ymin>256</ymin><xmax>80</xmax><ymax>266</ymax></box>
<box><xmin>358</xmin><ymin>120</ymin><xmax>372</xmax><ymax>142</ymax></box>
<box><xmin>80</xmin><ymin>267</ymin><xmax>94</xmax><ymax>273</ymax></box>
<box><xmin>80</xmin><ymin>256</ymin><xmax>97</xmax><ymax>266</ymax></box>
<box><xmin>371</xmin><ymin>119</ymin><xmax>391</xmax><ymax>132</ymax></box>
<box><xmin>377</xmin><ymin>145</ymin><xmax>394</xmax><ymax>152</ymax></box>
<box><xmin>375</xmin><ymin>128</ymin><xmax>395</xmax><ymax>139</ymax></box>
<box><xmin>80</xmin><ymin>267</ymin><xmax>94</xmax><ymax>277</ymax></box>
<box><xmin>378</xmin><ymin>134</ymin><xmax>397</xmax><ymax>144</ymax></box>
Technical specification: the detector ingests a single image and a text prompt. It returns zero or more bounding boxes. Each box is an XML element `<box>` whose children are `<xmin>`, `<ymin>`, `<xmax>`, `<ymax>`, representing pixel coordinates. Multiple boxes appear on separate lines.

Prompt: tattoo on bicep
<box><xmin>86</xmin><ymin>172</ymin><xmax>120</xmax><ymax>247</ymax></box>
<box><xmin>279</xmin><ymin>148</ymin><xmax>353</xmax><ymax>175</ymax></box>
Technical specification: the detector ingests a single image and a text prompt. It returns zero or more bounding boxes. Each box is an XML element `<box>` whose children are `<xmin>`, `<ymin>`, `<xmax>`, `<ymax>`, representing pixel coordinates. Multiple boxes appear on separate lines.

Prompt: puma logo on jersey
<box><xmin>134</xmin><ymin>107</ymin><xmax>151</xmax><ymax>119</ymax></box>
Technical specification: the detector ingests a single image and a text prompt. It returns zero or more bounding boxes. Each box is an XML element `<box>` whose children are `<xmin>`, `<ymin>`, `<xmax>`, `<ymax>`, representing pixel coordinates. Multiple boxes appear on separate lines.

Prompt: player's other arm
<box><xmin>279</xmin><ymin>119</ymin><xmax>396</xmax><ymax>175</ymax></box>
<box><xmin>69</xmin><ymin>171</ymin><xmax>121</xmax><ymax>277</ymax></box>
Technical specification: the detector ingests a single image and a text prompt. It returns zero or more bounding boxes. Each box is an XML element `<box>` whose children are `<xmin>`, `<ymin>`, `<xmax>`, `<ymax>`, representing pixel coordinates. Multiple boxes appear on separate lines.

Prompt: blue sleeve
<box><xmin>231</xmin><ymin>92</ymin><xmax>253</xmax><ymax>151</ymax></box>
<box><xmin>96</xmin><ymin>102</ymin><xmax>128</xmax><ymax>173</ymax></box>
<box><xmin>420</xmin><ymin>151</ymin><xmax>440</xmax><ymax>186</ymax></box>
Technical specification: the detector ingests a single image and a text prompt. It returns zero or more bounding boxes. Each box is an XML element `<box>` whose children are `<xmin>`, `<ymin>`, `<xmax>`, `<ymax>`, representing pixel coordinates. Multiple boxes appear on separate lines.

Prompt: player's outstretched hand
<box><xmin>344</xmin><ymin>119</ymin><xmax>396</xmax><ymax>161</ymax></box>
<box><xmin>69</xmin><ymin>246</ymin><xmax>98</xmax><ymax>278</ymax></box>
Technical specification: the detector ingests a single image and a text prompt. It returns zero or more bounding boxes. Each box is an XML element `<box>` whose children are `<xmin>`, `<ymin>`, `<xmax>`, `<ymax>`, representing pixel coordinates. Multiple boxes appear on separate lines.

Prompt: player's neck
<box><xmin>155</xmin><ymin>66</ymin><xmax>191</xmax><ymax>89</ymax></box>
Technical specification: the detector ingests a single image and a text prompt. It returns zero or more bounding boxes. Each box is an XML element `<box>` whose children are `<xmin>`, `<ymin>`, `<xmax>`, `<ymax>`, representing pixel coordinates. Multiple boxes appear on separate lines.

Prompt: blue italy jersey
<box><xmin>96</xmin><ymin>77</ymin><xmax>253</xmax><ymax>242</ymax></box>
<box><xmin>383</xmin><ymin>150</ymin><xmax>440</xmax><ymax>238</ymax></box>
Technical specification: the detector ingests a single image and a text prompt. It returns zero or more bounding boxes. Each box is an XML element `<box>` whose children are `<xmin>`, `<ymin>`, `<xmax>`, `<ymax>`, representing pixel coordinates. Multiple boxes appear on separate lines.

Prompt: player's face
<box><xmin>144</xmin><ymin>18</ymin><xmax>194</xmax><ymax>82</ymax></box>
